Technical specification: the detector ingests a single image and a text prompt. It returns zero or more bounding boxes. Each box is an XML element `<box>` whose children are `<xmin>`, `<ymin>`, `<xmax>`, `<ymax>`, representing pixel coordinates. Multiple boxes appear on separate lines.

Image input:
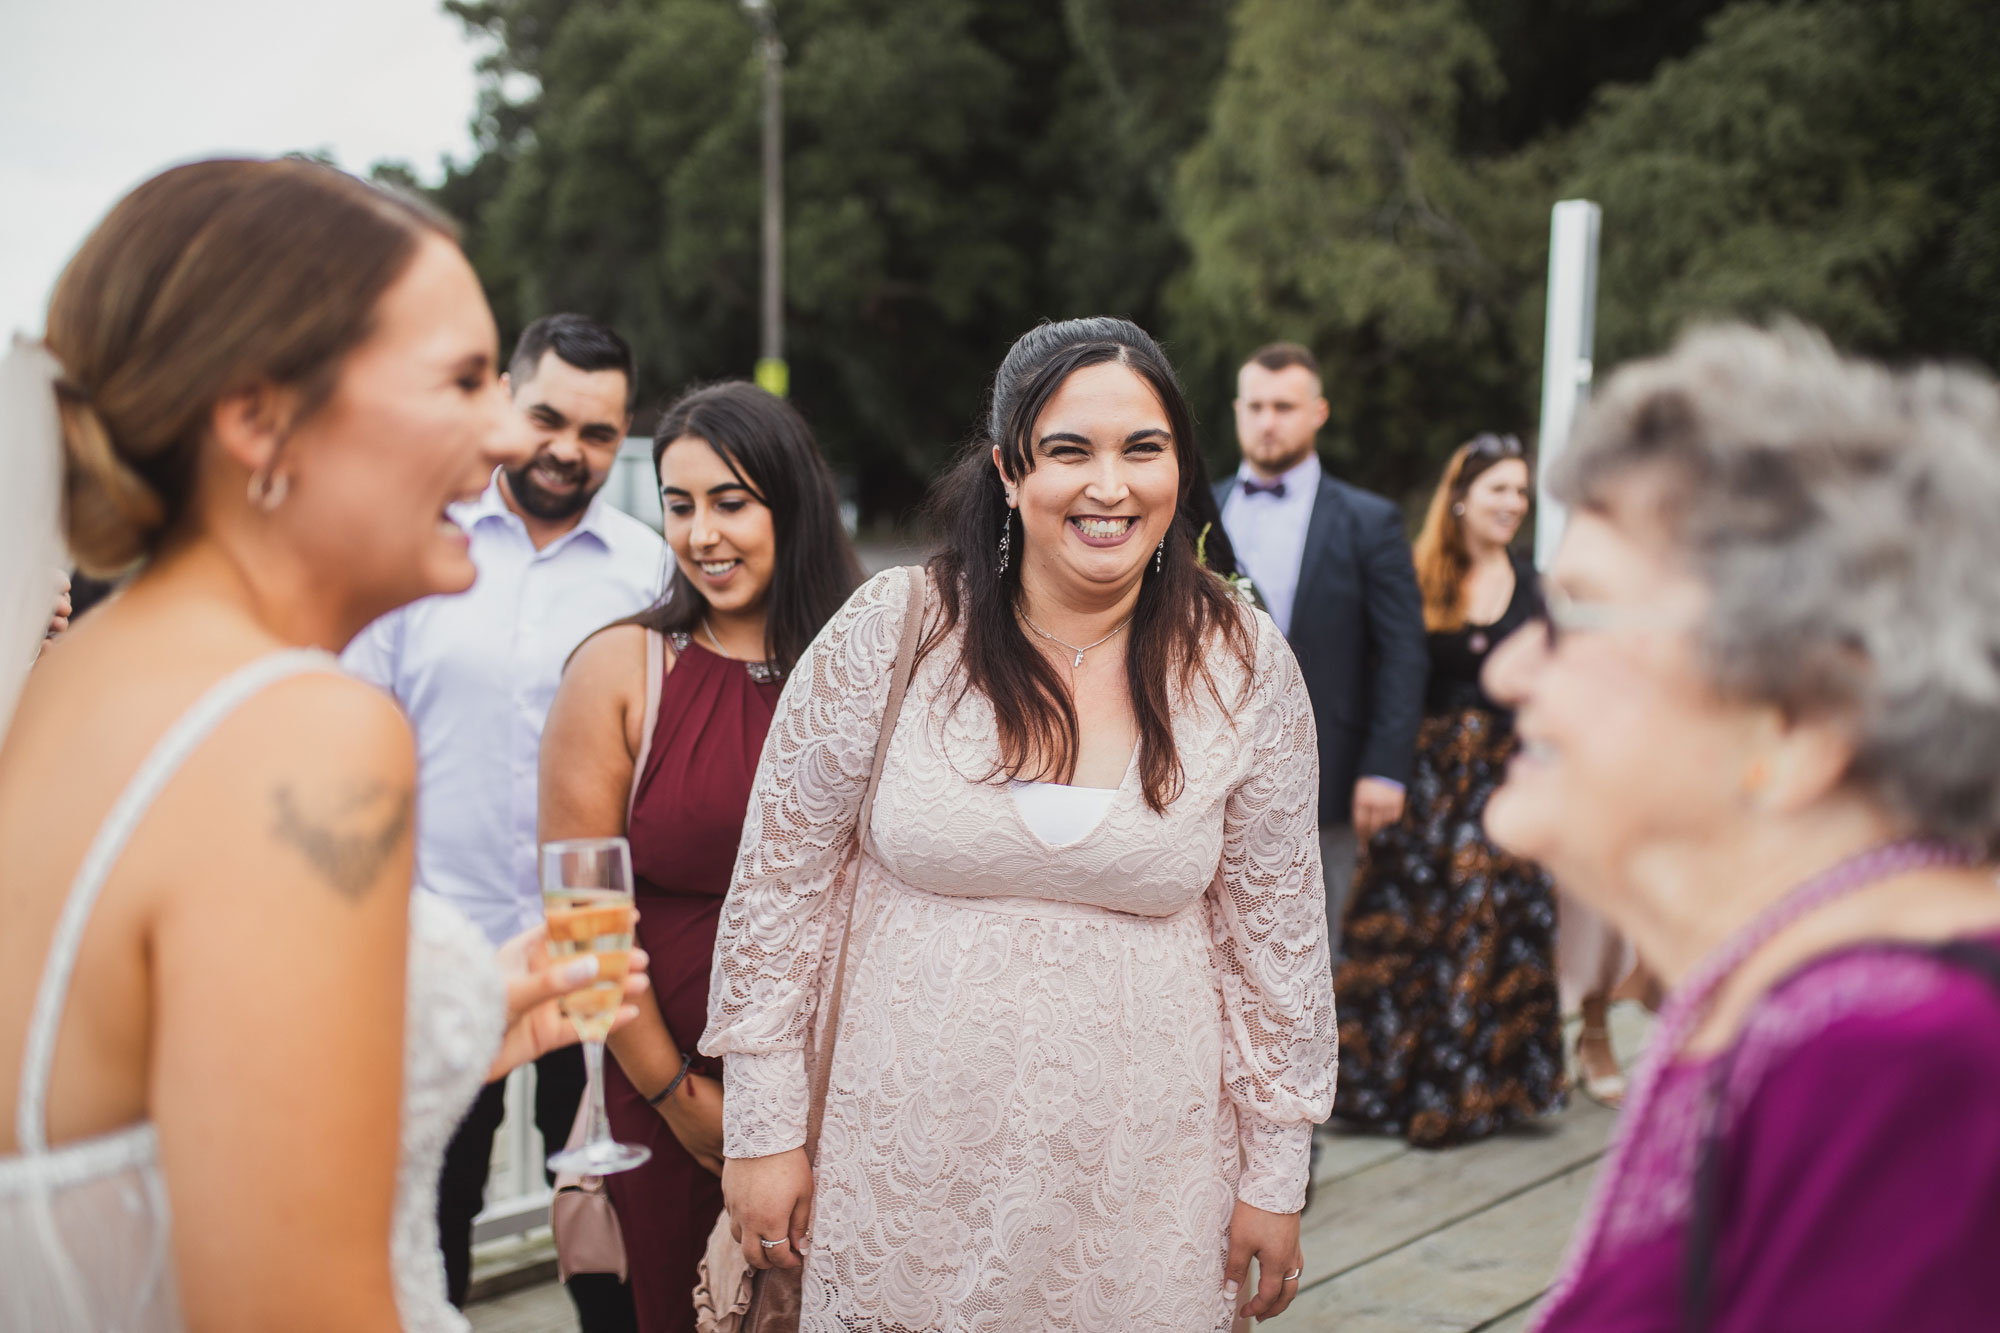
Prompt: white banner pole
<box><xmin>1535</xmin><ymin>200</ymin><xmax>1603</xmax><ymax>571</ymax></box>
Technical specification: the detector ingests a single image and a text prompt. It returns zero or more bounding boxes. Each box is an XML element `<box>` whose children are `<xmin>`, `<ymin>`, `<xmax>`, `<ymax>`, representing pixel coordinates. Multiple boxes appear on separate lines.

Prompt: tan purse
<box><xmin>693</xmin><ymin>569</ymin><xmax>928</xmax><ymax>1333</ymax></box>
<box><xmin>551</xmin><ymin>628</ymin><xmax>667</xmax><ymax>1283</ymax></box>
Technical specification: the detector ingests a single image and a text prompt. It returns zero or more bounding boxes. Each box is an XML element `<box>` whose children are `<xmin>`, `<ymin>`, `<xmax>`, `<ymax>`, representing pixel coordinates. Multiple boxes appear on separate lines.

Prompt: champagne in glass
<box><xmin>542</xmin><ymin>836</ymin><xmax>650</xmax><ymax>1175</ymax></box>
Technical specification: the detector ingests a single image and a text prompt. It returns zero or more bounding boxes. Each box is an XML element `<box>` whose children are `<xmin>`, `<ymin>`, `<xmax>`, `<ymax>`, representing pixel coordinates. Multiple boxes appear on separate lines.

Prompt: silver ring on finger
<box><xmin>758</xmin><ymin>1237</ymin><xmax>787</xmax><ymax>1249</ymax></box>
<box><xmin>1282</xmin><ymin>1269</ymin><xmax>1301</xmax><ymax>1282</ymax></box>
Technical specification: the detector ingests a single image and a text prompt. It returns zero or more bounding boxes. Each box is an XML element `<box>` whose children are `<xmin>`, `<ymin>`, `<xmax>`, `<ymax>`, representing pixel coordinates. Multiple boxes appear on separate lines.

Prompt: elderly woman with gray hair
<box><xmin>1482</xmin><ymin>323</ymin><xmax>2000</xmax><ymax>1331</ymax></box>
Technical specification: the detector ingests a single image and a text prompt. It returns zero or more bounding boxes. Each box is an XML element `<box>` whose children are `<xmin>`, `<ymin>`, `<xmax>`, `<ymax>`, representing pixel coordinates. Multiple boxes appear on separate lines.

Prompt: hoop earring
<box><xmin>997</xmin><ymin>511</ymin><xmax>1012</xmax><ymax>577</ymax></box>
<box><xmin>1154</xmin><ymin>537</ymin><xmax>1165</xmax><ymax>574</ymax></box>
<box><xmin>248</xmin><ymin>467</ymin><xmax>290</xmax><ymax>513</ymax></box>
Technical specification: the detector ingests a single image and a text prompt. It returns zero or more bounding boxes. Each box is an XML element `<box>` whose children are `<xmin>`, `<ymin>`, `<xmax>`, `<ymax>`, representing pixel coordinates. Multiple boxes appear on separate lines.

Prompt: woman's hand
<box><xmin>1225</xmin><ymin>1199</ymin><xmax>1304</xmax><ymax>1322</ymax></box>
<box><xmin>658</xmin><ymin>1071</ymin><xmax>726</xmax><ymax>1177</ymax></box>
<box><xmin>486</xmin><ymin>922</ymin><xmax>651</xmax><ymax>1081</ymax></box>
<box><xmin>723</xmin><ymin>1147</ymin><xmax>814</xmax><ymax>1270</ymax></box>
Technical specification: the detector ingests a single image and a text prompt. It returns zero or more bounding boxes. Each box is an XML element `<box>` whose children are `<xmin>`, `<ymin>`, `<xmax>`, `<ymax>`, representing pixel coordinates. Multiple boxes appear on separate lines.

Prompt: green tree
<box><xmin>413</xmin><ymin>0</ymin><xmax>2000</xmax><ymax>514</ymax></box>
<box><xmin>1865</xmin><ymin>0</ymin><xmax>2000</xmax><ymax>368</ymax></box>
<box><xmin>1170</xmin><ymin>0</ymin><xmax>1540</xmax><ymax>497</ymax></box>
<box><xmin>1560</xmin><ymin>2</ymin><xmax>1940</xmax><ymax>363</ymax></box>
<box><xmin>426</xmin><ymin>0</ymin><xmax>1231</xmax><ymax>517</ymax></box>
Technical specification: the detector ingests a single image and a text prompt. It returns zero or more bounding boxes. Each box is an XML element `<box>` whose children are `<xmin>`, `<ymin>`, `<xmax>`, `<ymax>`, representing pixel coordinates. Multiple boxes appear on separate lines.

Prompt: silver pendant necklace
<box><xmin>699</xmin><ymin>617</ymin><xmax>781</xmax><ymax>683</ymax></box>
<box><xmin>1018</xmin><ymin>610</ymin><xmax>1132</xmax><ymax>668</ymax></box>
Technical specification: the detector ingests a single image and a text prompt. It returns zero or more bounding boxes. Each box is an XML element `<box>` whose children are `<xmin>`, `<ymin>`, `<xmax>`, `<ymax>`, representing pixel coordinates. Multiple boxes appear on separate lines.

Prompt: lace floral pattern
<box><xmin>701</xmin><ymin>567</ymin><xmax>1335</xmax><ymax>1331</ymax></box>
<box><xmin>393</xmin><ymin>892</ymin><xmax>507</xmax><ymax>1333</ymax></box>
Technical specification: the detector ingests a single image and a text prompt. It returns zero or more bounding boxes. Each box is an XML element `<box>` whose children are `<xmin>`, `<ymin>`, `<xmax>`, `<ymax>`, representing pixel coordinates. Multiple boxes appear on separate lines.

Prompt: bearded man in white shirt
<box><xmin>1215</xmin><ymin>342</ymin><xmax>1427</xmax><ymax>955</ymax></box>
<box><xmin>343</xmin><ymin>313</ymin><xmax>664</xmax><ymax>1330</ymax></box>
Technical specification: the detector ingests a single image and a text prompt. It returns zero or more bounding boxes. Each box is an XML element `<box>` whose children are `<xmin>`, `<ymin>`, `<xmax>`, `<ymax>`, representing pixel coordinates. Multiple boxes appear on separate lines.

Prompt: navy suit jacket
<box><xmin>1216</xmin><ymin>469</ymin><xmax>1428</xmax><ymax>828</ymax></box>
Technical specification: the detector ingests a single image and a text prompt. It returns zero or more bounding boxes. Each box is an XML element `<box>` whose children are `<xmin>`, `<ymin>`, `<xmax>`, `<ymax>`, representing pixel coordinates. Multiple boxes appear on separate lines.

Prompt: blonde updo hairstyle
<box><xmin>45</xmin><ymin>158</ymin><xmax>453</xmax><ymax>575</ymax></box>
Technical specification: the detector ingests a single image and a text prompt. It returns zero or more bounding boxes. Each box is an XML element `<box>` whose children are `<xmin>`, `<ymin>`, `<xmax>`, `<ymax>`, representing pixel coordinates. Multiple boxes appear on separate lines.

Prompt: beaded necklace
<box><xmin>1530</xmin><ymin>838</ymin><xmax>1974</xmax><ymax>1329</ymax></box>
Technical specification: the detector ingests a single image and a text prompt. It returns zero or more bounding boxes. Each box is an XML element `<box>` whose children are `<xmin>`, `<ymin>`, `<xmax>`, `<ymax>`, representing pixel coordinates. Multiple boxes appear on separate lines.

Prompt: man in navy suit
<box><xmin>1216</xmin><ymin>343</ymin><xmax>1427</xmax><ymax>954</ymax></box>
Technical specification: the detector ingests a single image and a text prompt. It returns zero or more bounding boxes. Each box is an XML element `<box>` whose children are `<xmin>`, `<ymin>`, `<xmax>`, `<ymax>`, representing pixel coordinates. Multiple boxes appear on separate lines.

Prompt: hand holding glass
<box><xmin>542</xmin><ymin>836</ymin><xmax>650</xmax><ymax>1175</ymax></box>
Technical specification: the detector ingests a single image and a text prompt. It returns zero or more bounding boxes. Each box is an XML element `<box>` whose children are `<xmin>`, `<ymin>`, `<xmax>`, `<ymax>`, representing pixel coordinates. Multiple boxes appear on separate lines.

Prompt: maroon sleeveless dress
<box><xmin>604</xmin><ymin>636</ymin><xmax>782</xmax><ymax>1333</ymax></box>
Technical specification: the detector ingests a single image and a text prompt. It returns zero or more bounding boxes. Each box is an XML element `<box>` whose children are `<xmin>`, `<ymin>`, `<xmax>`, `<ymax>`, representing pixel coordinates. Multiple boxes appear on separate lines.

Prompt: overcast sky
<box><xmin>1</xmin><ymin>0</ymin><xmax>487</xmax><ymax>337</ymax></box>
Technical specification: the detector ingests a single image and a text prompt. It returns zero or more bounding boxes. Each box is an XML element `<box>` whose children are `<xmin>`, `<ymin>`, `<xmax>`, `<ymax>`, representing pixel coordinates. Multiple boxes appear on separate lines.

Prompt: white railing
<box><xmin>472</xmin><ymin>1065</ymin><xmax>553</xmax><ymax>1244</ymax></box>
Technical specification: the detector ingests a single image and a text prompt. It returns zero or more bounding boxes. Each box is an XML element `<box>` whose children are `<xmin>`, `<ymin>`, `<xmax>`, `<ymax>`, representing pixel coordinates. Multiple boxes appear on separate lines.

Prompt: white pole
<box><xmin>1535</xmin><ymin>200</ymin><xmax>1602</xmax><ymax>570</ymax></box>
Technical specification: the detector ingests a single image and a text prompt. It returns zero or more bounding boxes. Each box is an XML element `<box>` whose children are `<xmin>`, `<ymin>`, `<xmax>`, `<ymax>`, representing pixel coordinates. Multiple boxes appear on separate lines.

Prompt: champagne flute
<box><xmin>542</xmin><ymin>836</ymin><xmax>650</xmax><ymax>1175</ymax></box>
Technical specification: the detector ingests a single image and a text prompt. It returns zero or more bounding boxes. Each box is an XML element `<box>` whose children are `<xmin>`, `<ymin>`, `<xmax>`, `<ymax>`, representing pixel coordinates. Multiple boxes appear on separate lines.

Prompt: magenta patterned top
<box><xmin>1540</xmin><ymin>929</ymin><xmax>2000</xmax><ymax>1331</ymax></box>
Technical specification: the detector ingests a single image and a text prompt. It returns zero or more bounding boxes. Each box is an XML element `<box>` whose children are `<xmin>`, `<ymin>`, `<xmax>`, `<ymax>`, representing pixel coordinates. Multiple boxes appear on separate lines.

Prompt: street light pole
<box><xmin>743</xmin><ymin>0</ymin><xmax>786</xmax><ymax>398</ymax></box>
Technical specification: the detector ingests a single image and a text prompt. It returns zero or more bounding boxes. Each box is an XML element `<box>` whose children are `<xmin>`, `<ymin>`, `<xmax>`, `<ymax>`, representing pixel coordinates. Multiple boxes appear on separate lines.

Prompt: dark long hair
<box><xmin>625</xmin><ymin>381</ymin><xmax>862</xmax><ymax>672</ymax></box>
<box><xmin>924</xmin><ymin>317</ymin><xmax>1257</xmax><ymax>812</ymax></box>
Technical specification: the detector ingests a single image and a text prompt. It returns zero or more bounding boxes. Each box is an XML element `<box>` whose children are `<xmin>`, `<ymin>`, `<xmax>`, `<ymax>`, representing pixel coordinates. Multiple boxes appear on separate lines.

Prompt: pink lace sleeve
<box><xmin>1208</xmin><ymin>614</ymin><xmax>1337</xmax><ymax>1213</ymax></box>
<box><xmin>699</xmin><ymin>568</ymin><xmax>913</xmax><ymax>1158</ymax></box>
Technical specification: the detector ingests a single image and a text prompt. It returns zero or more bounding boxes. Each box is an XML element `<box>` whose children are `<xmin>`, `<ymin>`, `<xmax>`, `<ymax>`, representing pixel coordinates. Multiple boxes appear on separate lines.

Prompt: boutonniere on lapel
<box><xmin>1195</xmin><ymin>523</ymin><xmax>1261</xmax><ymax>609</ymax></box>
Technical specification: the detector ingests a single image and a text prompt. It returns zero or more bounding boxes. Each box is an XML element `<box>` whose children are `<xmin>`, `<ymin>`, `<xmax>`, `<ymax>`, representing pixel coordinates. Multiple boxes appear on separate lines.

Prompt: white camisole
<box><xmin>1009</xmin><ymin>780</ymin><xmax>1118</xmax><ymax>847</ymax></box>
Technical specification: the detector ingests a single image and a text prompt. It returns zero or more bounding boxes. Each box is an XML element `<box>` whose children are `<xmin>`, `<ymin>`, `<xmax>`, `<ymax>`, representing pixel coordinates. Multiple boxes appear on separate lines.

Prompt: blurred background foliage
<box><xmin>378</xmin><ymin>0</ymin><xmax>2000</xmax><ymax>516</ymax></box>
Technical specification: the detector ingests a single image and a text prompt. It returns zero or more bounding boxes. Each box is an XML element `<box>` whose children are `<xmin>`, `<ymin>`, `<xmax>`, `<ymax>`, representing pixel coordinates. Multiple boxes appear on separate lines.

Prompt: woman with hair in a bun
<box><xmin>1486</xmin><ymin>324</ymin><xmax>2000</xmax><ymax>1329</ymax></box>
<box><xmin>701</xmin><ymin>317</ymin><xmax>1335</xmax><ymax>1330</ymax></box>
<box><xmin>0</xmin><ymin>159</ymin><xmax>642</xmax><ymax>1332</ymax></box>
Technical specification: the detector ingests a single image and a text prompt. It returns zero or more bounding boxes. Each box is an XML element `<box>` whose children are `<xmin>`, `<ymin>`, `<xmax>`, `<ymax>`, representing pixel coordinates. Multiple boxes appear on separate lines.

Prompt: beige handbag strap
<box><xmin>802</xmin><ymin>568</ymin><xmax>927</xmax><ymax>1160</ymax></box>
<box><xmin>626</xmin><ymin>629</ymin><xmax>666</xmax><ymax>827</ymax></box>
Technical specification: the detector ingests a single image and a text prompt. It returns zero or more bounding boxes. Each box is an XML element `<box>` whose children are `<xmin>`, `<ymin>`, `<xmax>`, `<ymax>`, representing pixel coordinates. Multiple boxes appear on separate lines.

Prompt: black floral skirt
<box><xmin>1332</xmin><ymin>707</ymin><xmax>1566</xmax><ymax>1147</ymax></box>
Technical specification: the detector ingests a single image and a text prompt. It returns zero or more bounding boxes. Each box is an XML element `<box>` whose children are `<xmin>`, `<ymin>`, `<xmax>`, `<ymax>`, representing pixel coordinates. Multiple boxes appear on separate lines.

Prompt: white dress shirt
<box><xmin>342</xmin><ymin>475</ymin><xmax>667</xmax><ymax>946</ymax></box>
<box><xmin>1220</xmin><ymin>452</ymin><xmax>1322</xmax><ymax>637</ymax></box>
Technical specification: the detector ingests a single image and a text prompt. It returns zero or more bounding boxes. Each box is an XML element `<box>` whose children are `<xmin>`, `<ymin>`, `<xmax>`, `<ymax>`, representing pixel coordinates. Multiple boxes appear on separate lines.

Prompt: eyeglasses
<box><xmin>1535</xmin><ymin>578</ymin><xmax>1643</xmax><ymax>651</ymax></box>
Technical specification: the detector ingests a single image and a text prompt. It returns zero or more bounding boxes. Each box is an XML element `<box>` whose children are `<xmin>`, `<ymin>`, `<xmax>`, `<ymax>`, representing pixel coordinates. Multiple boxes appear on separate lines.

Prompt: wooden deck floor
<box><xmin>469</xmin><ymin>1006</ymin><xmax>1648</xmax><ymax>1333</ymax></box>
<box><xmin>1265</xmin><ymin>1099</ymin><xmax>1610</xmax><ymax>1331</ymax></box>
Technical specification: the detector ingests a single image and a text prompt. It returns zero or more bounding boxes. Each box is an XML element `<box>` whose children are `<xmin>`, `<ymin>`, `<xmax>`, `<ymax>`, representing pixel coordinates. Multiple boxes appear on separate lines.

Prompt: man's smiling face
<box><xmin>500</xmin><ymin>348</ymin><xmax>630</xmax><ymax>522</ymax></box>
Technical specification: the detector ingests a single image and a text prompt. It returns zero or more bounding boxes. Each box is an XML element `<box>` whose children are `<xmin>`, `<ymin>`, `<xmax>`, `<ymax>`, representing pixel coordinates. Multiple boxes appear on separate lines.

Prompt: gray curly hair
<box><xmin>1551</xmin><ymin>322</ymin><xmax>2000</xmax><ymax>855</ymax></box>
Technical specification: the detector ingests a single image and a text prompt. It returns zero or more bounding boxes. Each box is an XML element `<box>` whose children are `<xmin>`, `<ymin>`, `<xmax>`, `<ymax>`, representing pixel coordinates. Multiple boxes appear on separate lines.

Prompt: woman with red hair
<box><xmin>1331</xmin><ymin>433</ymin><xmax>1567</xmax><ymax>1147</ymax></box>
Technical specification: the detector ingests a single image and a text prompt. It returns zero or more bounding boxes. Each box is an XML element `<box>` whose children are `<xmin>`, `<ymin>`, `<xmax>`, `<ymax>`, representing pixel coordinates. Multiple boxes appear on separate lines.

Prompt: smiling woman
<box><xmin>537</xmin><ymin>380</ymin><xmax>860</xmax><ymax>1332</ymax></box>
<box><xmin>699</xmin><ymin>318</ymin><xmax>1337</xmax><ymax>1332</ymax></box>
<box><xmin>1332</xmin><ymin>433</ymin><xmax>1568</xmax><ymax>1148</ymax></box>
<box><xmin>930</xmin><ymin>317</ymin><xmax>1258</xmax><ymax>808</ymax></box>
<box><xmin>1482</xmin><ymin>324</ymin><xmax>2000</xmax><ymax>1331</ymax></box>
<box><xmin>0</xmin><ymin>157</ymin><xmax>646</xmax><ymax>1333</ymax></box>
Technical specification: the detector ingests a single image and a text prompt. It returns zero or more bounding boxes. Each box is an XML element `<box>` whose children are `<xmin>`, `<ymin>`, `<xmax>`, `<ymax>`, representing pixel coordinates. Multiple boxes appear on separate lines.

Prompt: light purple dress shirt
<box><xmin>1220</xmin><ymin>452</ymin><xmax>1322</xmax><ymax>637</ymax></box>
<box><xmin>341</xmin><ymin>475</ymin><xmax>666</xmax><ymax>946</ymax></box>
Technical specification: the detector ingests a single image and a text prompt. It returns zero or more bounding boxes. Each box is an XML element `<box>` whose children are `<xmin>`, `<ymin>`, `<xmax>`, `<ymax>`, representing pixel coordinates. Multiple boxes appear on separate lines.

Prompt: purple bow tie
<box><xmin>1241</xmin><ymin>477</ymin><xmax>1287</xmax><ymax>499</ymax></box>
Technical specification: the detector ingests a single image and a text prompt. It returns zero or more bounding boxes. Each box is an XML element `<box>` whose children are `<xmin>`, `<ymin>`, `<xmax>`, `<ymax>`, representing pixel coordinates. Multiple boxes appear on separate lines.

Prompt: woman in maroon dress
<box><xmin>540</xmin><ymin>381</ymin><xmax>861</xmax><ymax>1331</ymax></box>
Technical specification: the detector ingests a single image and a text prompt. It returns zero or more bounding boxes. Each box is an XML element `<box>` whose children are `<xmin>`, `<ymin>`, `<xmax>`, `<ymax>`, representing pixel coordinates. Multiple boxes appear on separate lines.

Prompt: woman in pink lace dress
<box><xmin>701</xmin><ymin>317</ymin><xmax>1336</xmax><ymax>1331</ymax></box>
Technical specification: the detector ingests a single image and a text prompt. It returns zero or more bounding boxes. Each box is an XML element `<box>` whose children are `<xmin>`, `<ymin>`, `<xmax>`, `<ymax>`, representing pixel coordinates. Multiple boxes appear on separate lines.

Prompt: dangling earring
<box><xmin>1154</xmin><ymin>537</ymin><xmax>1165</xmax><ymax>574</ymax></box>
<box><xmin>997</xmin><ymin>511</ymin><xmax>1012</xmax><ymax>577</ymax></box>
<box><xmin>1452</xmin><ymin>502</ymin><xmax>1465</xmax><ymax>517</ymax></box>
<box><xmin>248</xmin><ymin>466</ymin><xmax>290</xmax><ymax>513</ymax></box>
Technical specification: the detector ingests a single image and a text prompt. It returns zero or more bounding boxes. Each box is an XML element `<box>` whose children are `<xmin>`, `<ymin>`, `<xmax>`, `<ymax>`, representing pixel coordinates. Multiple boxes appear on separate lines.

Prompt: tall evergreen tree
<box><xmin>402</xmin><ymin>0</ymin><xmax>2000</xmax><ymax>512</ymax></box>
<box><xmin>420</xmin><ymin>0</ymin><xmax>1231</xmax><ymax>516</ymax></box>
<box><xmin>1170</xmin><ymin>0</ymin><xmax>1536</xmax><ymax>496</ymax></box>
